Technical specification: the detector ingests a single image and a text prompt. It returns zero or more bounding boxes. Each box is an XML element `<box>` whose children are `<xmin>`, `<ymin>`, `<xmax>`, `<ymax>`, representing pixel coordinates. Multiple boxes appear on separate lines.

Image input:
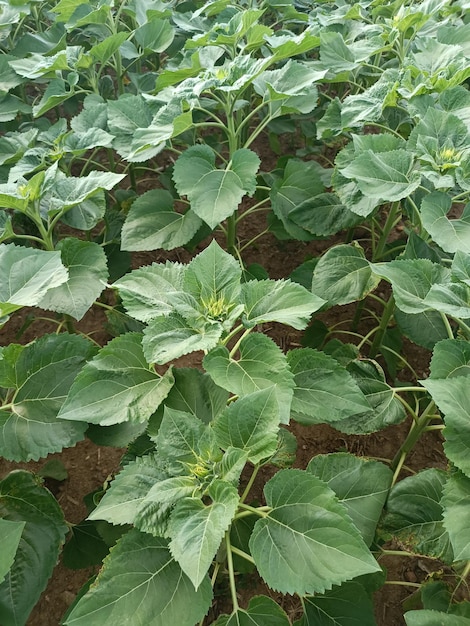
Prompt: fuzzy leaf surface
<box><xmin>0</xmin><ymin>334</ymin><xmax>95</xmax><ymax>461</ymax></box>
<box><xmin>204</xmin><ymin>334</ymin><xmax>294</xmax><ymax>424</ymax></box>
<box><xmin>215</xmin><ymin>595</ymin><xmax>290</xmax><ymax>626</ymax></box>
<box><xmin>287</xmin><ymin>348</ymin><xmax>371</xmax><ymax>425</ymax></box>
<box><xmin>249</xmin><ymin>469</ymin><xmax>380</xmax><ymax>595</ymax></box>
<box><xmin>241</xmin><ymin>279</ymin><xmax>324</xmax><ymax>329</ymax></box>
<box><xmin>59</xmin><ymin>333</ymin><xmax>174</xmax><ymax>426</ymax></box>
<box><xmin>173</xmin><ymin>145</ymin><xmax>260</xmax><ymax>228</ymax></box>
<box><xmin>307</xmin><ymin>453</ymin><xmax>392</xmax><ymax>546</ymax></box>
<box><xmin>64</xmin><ymin>530</ymin><xmax>212</xmax><ymax>626</ymax></box>
<box><xmin>442</xmin><ymin>470</ymin><xmax>470</xmax><ymax>561</ymax></box>
<box><xmin>0</xmin><ymin>471</ymin><xmax>68</xmax><ymax>626</ymax></box>
<box><xmin>296</xmin><ymin>581</ymin><xmax>376</xmax><ymax>626</ymax></box>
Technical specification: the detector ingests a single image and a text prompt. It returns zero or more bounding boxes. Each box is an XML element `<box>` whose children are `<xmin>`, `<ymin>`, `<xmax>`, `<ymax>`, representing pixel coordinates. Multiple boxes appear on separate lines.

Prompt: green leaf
<box><xmin>0</xmin><ymin>471</ymin><xmax>68</xmax><ymax>626</ymax></box>
<box><xmin>58</xmin><ymin>333</ymin><xmax>174</xmax><ymax>426</ymax></box>
<box><xmin>32</xmin><ymin>78</ymin><xmax>74</xmax><ymax>117</ymax></box>
<box><xmin>270</xmin><ymin>159</ymin><xmax>325</xmax><ymax>240</ymax></box>
<box><xmin>62</xmin><ymin>520</ymin><xmax>110</xmax><ymax>569</ymax></box>
<box><xmin>249</xmin><ymin>469</ymin><xmax>380</xmax><ymax>595</ymax></box>
<box><xmin>0</xmin><ymin>334</ymin><xmax>95</xmax><ymax>461</ymax></box>
<box><xmin>134</xmin><ymin>18</ymin><xmax>174</xmax><ymax>52</ymax></box>
<box><xmin>379</xmin><ymin>469</ymin><xmax>453</xmax><ymax>562</ymax></box>
<box><xmin>213</xmin><ymin>388</ymin><xmax>280</xmax><ymax>464</ymax></box>
<box><xmin>307</xmin><ymin>453</ymin><xmax>392</xmax><ymax>546</ymax></box>
<box><xmin>215</xmin><ymin>595</ymin><xmax>290</xmax><ymax>626</ymax></box>
<box><xmin>242</xmin><ymin>278</ymin><xmax>324</xmax><ymax>329</ymax></box>
<box><xmin>421</xmin><ymin>377</ymin><xmax>470</xmax><ymax>477</ymax></box>
<box><xmin>430</xmin><ymin>339</ymin><xmax>470</xmax><ymax>379</ymax></box>
<box><xmin>394</xmin><ymin>309</ymin><xmax>449</xmax><ymax>350</ymax></box>
<box><xmin>169</xmin><ymin>480</ymin><xmax>239</xmax><ymax>588</ymax></box>
<box><xmin>312</xmin><ymin>244</ymin><xmax>380</xmax><ymax>307</ymax></box>
<box><xmin>38</xmin><ymin>239</ymin><xmax>108</xmax><ymax>320</ymax></box>
<box><xmin>340</xmin><ymin>150</ymin><xmax>421</xmax><ymax>201</ymax></box>
<box><xmin>421</xmin><ymin>192</ymin><xmax>470</xmax><ymax>254</ymax></box>
<box><xmin>372</xmin><ymin>259</ymin><xmax>450</xmax><ymax>314</ymax></box>
<box><xmin>405</xmin><ymin>610</ymin><xmax>470</xmax><ymax>626</ymax></box>
<box><xmin>64</xmin><ymin>530</ymin><xmax>213</xmax><ymax>626</ymax></box>
<box><xmin>289</xmin><ymin>192</ymin><xmax>363</xmax><ymax>237</ymax></box>
<box><xmin>89</xmin><ymin>31</ymin><xmax>129</xmax><ymax>63</ymax></box>
<box><xmin>333</xmin><ymin>376</ymin><xmax>406</xmax><ymax>434</ymax></box>
<box><xmin>115</xmin><ymin>262</ymin><xmax>185</xmax><ymax>322</ymax></box>
<box><xmin>203</xmin><ymin>333</ymin><xmax>294</xmax><ymax>424</ymax></box>
<box><xmin>298</xmin><ymin>581</ymin><xmax>377</xmax><ymax>626</ymax></box>
<box><xmin>442</xmin><ymin>470</ymin><xmax>470</xmax><ymax>561</ymax></box>
<box><xmin>0</xmin><ymin>519</ymin><xmax>24</xmax><ymax>584</ymax></box>
<box><xmin>152</xmin><ymin>368</ymin><xmax>229</xmax><ymax>427</ymax></box>
<box><xmin>61</xmin><ymin>192</ymin><xmax>107</xmax><ymax>230</ymax></box>
<box><xmin>121</xmin><ymin>189</ymin><xmax>202</xmax><ymax>251</ymax></box>
<box><xmin>45</xmin><ymin>169</ymin><xmax>125</xmax><ymax>213</ymax></box>
<box><xmin>88</xmin><ymin>455</ymin><xmax>167</xmax><ymax>526</ymax></box>
<box><xmin>173</xmin><ymin>145</ymin><xmax>260</xmax><ymax>228</ymax></box>
<box><xmin>108</xmin><ymin>94</ymin><xmax>152</xmax><ymax>136</ymax></box>
<box><xmin>156</xmin><ymin>407</ymin><xmax>218</xmax><ymax>470</ymax></box>
<box><xmin>424</xmin><ymin>282</ymin><xmax>470</xmax><ymax>318</ymax></box>
<box><xmin>184</xmin><ymin>240</ymin><xmax>242</xmax><ymax>309</ymax></box>
<box><xmin>287</xmin><ymin>348</ymin><xmax>371</xmax><ymax>425</ymax></box>
<box><xmin>143</xmin><ymin>313</ymin><xmax>223</xmax><ymax>365</ymax></box>
<box><xmin>0</xmin><ymin>243</ymin><xmax>68</xmax><ymax>317</ymax></box>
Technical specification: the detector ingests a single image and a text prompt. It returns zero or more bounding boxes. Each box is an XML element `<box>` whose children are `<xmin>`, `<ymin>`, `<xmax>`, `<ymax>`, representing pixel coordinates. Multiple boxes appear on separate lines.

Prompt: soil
<box><xmin>0</xmin><ymin>135</ymin><xmax>448</xmax><ymax>626</ymax></box>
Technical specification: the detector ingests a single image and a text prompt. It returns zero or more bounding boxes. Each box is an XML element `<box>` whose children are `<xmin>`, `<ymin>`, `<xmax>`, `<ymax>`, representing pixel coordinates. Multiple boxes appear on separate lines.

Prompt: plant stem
<box><xmin>374</xmin><ymin>202</ymin><xmax>401</xmax><ymax>261</ymax></box>
<box><xmin>368</xmin><ymin>295</ymin><xmax>395</xmax><ymax>358</ymax></box>
<box><xmin>237</xmin><ymin>503</ymin><xmax>270</xmax><ymax>518</ymax></box>
<box><xmin>440</xmin><ymin>312</ymin><xmax>454</xmax><ymax>340</ymax></box>
<box><xmin>229</xmin><ymin>328</ymin><xmax>253</xmax><ymax>358</ymax></box>
<box><xmin>384</xmin><ymin>581</ymin><xmax>421</xmax><ymax>588</ymax></box>
<box><xmin>230</xmin><ymin>546</ymin><xmax>256</xmax><ymax>565</ymax></box>
<box><xmin>225</xmin><ymin>532</ymin><xmax>239</xmax><ymax>612</ymax></box>
<box><xmin>240</xmin><ymin>465</ymin><xmax>260</xmax><ymax>503</ymax></box>
<box><xmin>226</xmin><ymin>214</ymin><xmax>237</xmax><ymax>257</ymax></box>
<box><xmin>390</xmin><ymin>400</ymin><xmax>437</xmax><ymax>485</ymax></box>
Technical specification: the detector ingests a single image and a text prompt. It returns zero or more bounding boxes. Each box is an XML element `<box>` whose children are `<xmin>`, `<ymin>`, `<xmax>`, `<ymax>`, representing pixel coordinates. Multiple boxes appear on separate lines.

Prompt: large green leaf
<box><xmin>287</xmin><ymin>348</ymin><xmax>371</xmax><ymax>425</ymax></box>
<box><xmin>241</xmin><ymin>279</ymin><xmax>324</xmax><ymax>329</ymax></box>
<box><xmin>89</xmin><ymin>455</ymin><xmax>167</xmax><ymax>526</ymax></box>
<box><xmin>115</xmin><ymin>262</ymin><xmax>185</xmax><ymax>322</ymax></box>
<box><xmin>169</xmin><ymin>480</ymin><xmax>239</xmax><ymax>588</ymax></box>
<box><xmin>203</xmin><ymin>333</ymin><xmax>294</xmax><ymax>424</ymax></box>
<box><xmin>173</xmin><ymin>145</ymin><xmax>260</xmax><ymax>228</ymax></box>
<box><xmin>422</xmin><ymin>376</ymin><xmax>470</xmax><ymax>477</ymax></box>
<box><xmin>270</xmin><ymin>159</ymin><xmax>325</xmax><ymax>240</ymax></box>
<box><xmin>307</xmin><ymin>453</ymin><xmax>392</xmax><ymax>546</ymax></box>
<box><xmin>442</xmin><ymin>470</ymin><xmax>470</xmax><ymax>561</ymax></box>
<box><xmin>421</xmin><ymin>192</ymin><xmax>470</xmax><ymax>254</ymax></box>
<box><xmin>0</xmin><ymin>243</ymin><xmax>68</xmax><ymax>317</ymax></box>
<box><xmin>64</xmin><ymin>530</ymin><xmax>212</xmax><ymax>626</ymax></box>
<box><xmin>312</xmin><ymin>244</ymin><xmax>380</xmax><ymax>307</ymax></box>
<box><xmin>0</xmin><ymin>334</ymin><xmax>96</xmax><ymax>461</ymax></box>
<box><xmin>372</xmin><ymin>259</ymin><xmax>450</xmax><ymax>314</ymax></box>
<box><xmin>379</xmin><ymin>469</ymin><xmax>453</xmax><ymax>562</ymax></box>
<box><xmin>249</xmin><ymin>469</ymin><xmax>380</xmax><ymax>595</ymax></box>
<box><xmin>38</xmin><ymin>238</ymin><xmax>108</xmax><ymax>320</ymax></box>
<box><xmin>213</xmin><ymin>388</ymin><xmax>280</xmax><ymax>464</ymax></box>
<box><xmin>134</xmin><ymin>18</ymin><xmax>174</xmax><ymax>52</ymax></box>
<box><xmin>429</xmin><ymin>339</ymin><xmax>470</xmax><ymax>379</ymax></box>
<box><xmin>289</xmin><ymin>192</ymin><xmax>363</xmax><ymax>237</ymax></box>
<box><xmin>121</xmin><ymin>189</ymin><xmax>202</xmax><ymax>251</ymax></box>
<box><xmin>424</xmin><ymin>282</ymin><xmax>470</xmax><ymax>318</ymax></box>
<box><xmin>296</xmin><ymin>581</ymin><xmax>376</xmax><ymax>626</ymax></box>
<box><xmin>58</xmin><ymin>333</ymin><xmax>174</xmax><ymax>426</ymax></box>
<box><xmin>143</xmin><ymin>313</ymin><xmax>223</xmax><ymax>364</ymax></box>
<box><xmin>215</xmin><ymin>595</ymin><xmax>290</xmax><ymax>626</ymax></box>
<box><xmin>184</xmin><ymin>240</ymin><xmax>242</xmax><ymax>310</ymax></box>
<box><xmin>340</xmin><ymin>150</ymin><xmax>421</xmax><ymax>201</ymax></box>
<box><xmin>394</xmin><ymin>308</ymin><xmax>449</xmax><ymax>350</ymax></box>
<box><xmin>0</xmin><ymin>471</ymin><xmax>68</xmax><ymax>626</ymax></box>
<box><xmin>0</xmin><ymin>519</ymin><xmax>24</xmax><ymax>584</ymax></box>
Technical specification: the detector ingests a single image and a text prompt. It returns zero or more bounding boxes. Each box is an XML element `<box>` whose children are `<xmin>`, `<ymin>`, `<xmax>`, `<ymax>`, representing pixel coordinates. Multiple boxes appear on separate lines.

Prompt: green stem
<box><xmin>384</xmin><ymin>581</ymin><xmax>421</xmax><ymax>588</ymax></box>
<box><xmin>229</xmin><ymin>327</ymin><xmax>253</xmax><ymax>358</ymax></box>
<box><xmin>230</xmin><ymin>546</ymin><xmax>256</xmax><ymax>565</ymax></box>
<box><xmin>225</xmin><ymin>532</ymin><xmax>239</xmax><ymax>612</ymax></box>
<box><xmin>240</xmin><ymin>465</ymin><xmax>260</xmax><ymax>503</ymax></box>
<box><xmin>374</xmin><ymin>202</ymin><xmax>402</xmax><ymax>261</ymax></box>
<box><xmin>390</xmin><ymin>400</ymin><xmax>437</xmax><ymax>483</ymax></box>
<box><xmin>226</xmin><ymin>214</ymin><xmax>237</xmax><ymax>257</ymax></box>
<box><xmin>237</xmin><ymin>503</ymin><xmax>270</xmax><ymax>518</ymax></box>
<box><xmin>440</xmin><ymin>312</ymin><xmax>454</xmax><ymax>340</ymax></box>
<box><xmin>368</xmin><ymin>295</ymin><xmax>395</xmax><ymax>358</ymax></box>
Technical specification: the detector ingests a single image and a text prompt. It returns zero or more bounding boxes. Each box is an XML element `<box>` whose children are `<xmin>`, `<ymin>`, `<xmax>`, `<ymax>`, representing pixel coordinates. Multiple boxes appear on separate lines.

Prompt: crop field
<box><xmin>1</xmin><ymin>0</ymin><xmax>470</xmax><ymax>624</ymax></box>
